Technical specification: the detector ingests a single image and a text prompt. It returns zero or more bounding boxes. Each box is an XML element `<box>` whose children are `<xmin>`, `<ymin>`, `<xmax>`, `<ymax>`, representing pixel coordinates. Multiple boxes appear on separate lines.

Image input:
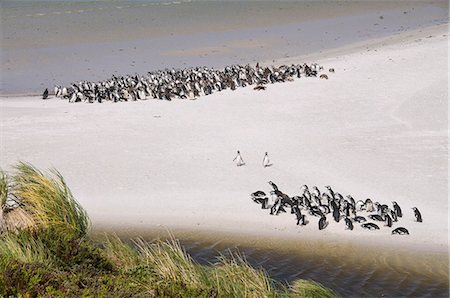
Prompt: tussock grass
<box><xmin>0</xmin><ymin>231</ymin><xmax>51</xmax><ymax>269</ymax></box>
<box><xmin>11</xmin><ymin>162</ymin><xmax>89</xmax><ymax>239</ymax></box>
<box><xmin>290</xmin><ymin>279</ymin><xmax>338</xmax><ymax>298</ymax></box>
<box><xmin>103</xmin><ymin>234</ymin><xmax>141</xmax><ymax>271</ymax></box>
<box><xmin>134</xmin><ymin>237</ymin><xmax>206</xmax><ymax>289</ymax></box>
<box><xmin>0</xmin><ymin>162</ymin><xmax>338</xmax><ymax>297</ymax></box>
<box><xmin>211</xmin><ymin>254</ymin><xmax>274</xmax><ymax>298</ymax></box>
<box><xmin>0</xmin><ymin>168</ymin><xmax>8</xmax><ymax>207</ymax></box>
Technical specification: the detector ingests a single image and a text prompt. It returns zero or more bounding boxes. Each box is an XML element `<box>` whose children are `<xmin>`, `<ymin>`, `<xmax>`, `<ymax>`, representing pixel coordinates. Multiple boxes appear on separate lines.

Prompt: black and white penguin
<box><xmin>233</xmin><ymin>150</ymin><xmax>245</xmax><ymax>167</ymax></box>
<box><xmin>368</xmin><ymin>214</ymin><xmax>384</xmax><ymax>221</ymax></box>
<box><xmin>361</xmin><ymin>223</ymin><xmax>380</xmax><ymax>230</ymax></box>
<box><xmin>392</xmin><ymin>227</ymin><xmax>409</xmax><ymax>235</ymax></box>
<box><xmin>42</xmin><ymin>88</ymin><xmax>49</xmax><ymax>99</ymax></box>
<box><xmin>412</xmin><ymin>207</ymin><xmax>422</xmax><ymax>222</ymax></box>
<box><xmin>293</xmin><ymin>206</ymin><xmax>305</xmax><ymax>225</ymax></box>
<box><xmin>392</xmin><ymin>201</ymin><xmax>402</xmax><ymax>217</ymax></box>
<box><xmin>262</xmin><ymin>152</ymin><xmax>271</xmax><ymax>167</ymax></box>
<box><xmin>355</xmin><ymin>200</ymin><xmax>365</xmax><ymax>211</ymax></box>
<box><xmin>251</xmin><ymin>191</ymin><xmax>268</xmax><ymax>209</ymax></box>
<box><xmin>344</xmin><ymin>217</ymin><xmax>354</xmax><ymax>230</ymax></box>
<box><xmin>318</xmin><ymin>215</ymin><xmax>328</xmax><ymax>230</ymax></box>
<box><xmin>390</xmin><ymin>209</ymin><xmax>398</xmax><ymax>222</ymax></box>
<box><xmin>384</xmin><ymin>213</ymin><xmax>393</xmax><ymax>227</ymax></box>
<box><xmin>353</xmin><ymin>215</ymin><xmax>366</xmax><ymax>223</ymax></box>
<box><xmin>332</xmin><ymin>207</ymin><xmax>341</xmax><ymax>223</ymax></box>
<box><xmin>268</xmin><ymin>181</ymin><xmax>279</xmax><ymax>192</ymax></box>
<box><xmin>365</xmin><ymin>198</ymin><xmax>375</xmax><ymax>212</ymax></box>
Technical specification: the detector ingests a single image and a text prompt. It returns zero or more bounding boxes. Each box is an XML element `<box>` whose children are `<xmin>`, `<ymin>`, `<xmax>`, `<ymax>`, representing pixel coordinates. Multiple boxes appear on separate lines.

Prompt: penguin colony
<box><xmin>49</xmin><ymin>63</ymin><xmax>324</xmax><ymax>103</ymax></box>
<box><xmin>251</xmin><ymin>182</ymin><xmax>422</xmax><ymax>235</ymax></box>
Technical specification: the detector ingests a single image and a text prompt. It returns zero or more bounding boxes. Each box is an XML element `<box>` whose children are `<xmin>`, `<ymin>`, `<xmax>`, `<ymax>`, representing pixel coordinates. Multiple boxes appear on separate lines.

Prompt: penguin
<box><xmin>298</xmin><ymin>214</ymin><xmax>307</xmax><ymax>226</ymax></box>
<box><xmin>332</xmin><ymin>207</ymin><xmax>341</xmax><ymax>223</ymax></box>
<box><xmin>268</xmin><ymin>181</ymin><xmax>279</xmax><ymax>192</ymax></box>
<box><xmin>309</xmin><ymin>206</ymin><xmax>324</xmax><ymax>217</ymax></box>
<box><xmin>412</xmin><ymin>207</ymin><xmax>422</xmax><ymax>222</ymax></box>
<box><xmin>270</xmin><ymin>199</ymin><xmax>280</xmax><ymax>215</ymax></box>
<box><xmin>276</xmin><ymin>202</ymin><xmax>286</xmax><ymax>215</ymax></box>
<box><xmin>292</xmin><ymin>206</ymin><xmax>305</xmax><ymax>225</ymax></box>
<box><xmin>233</xmin><ymin>150</ymin><xmax>245</xmax><ymax>166</ymax></box>
<box><xmin>318</xmin><ymin>215</ymin><xmax>328</xmax><ymax>230</ymax></box>
<box><xmin>392</xmin><ymin>201</ymin><xmax>402</xmax><ymax>217</ymax></box>
<box><xmin>312</xmin><ymin>186</ymin><xmax>321</xmax><ymax>197</ymax></box>
<box><xmin>392</xmin><ymin>227</ymin><xmax>409</xmax><ymax>235</ymax></box>
<box><xmin>390</xmin><ymin>209</ymin><xmax>398</xmax><ymax>222</ymax></box>
<box><xmin>361</xmin><ymin>223</ymin><xmax>380</xmax><ymax>230</ymax></box>
<box><xmin>324</xmin><ymin>185</ymin><xmax>335</xmax><ymax>200</ymax></box>
<box><xmin>346</xmin><ymin>195</ymin><xmax>356</xmax><ymax>208</ymax></box>
<box><xmin>353</xmin><ymin>215</ymin><xmax>366</xmax><ymax>223</ymax></box>
<box><xmin>54</xmin><ymin>85</ymin><xmax>60</xmax><ymax>97</ymax></box>
<box><xmin>365</xmin><ymin>198</ymin><xmax>375</xmax><ymax>212</ymax></box>
<box><xmin>368</xmin><ymin>214</ymin><xmax>384</xmax><ymax>221</ymax></box>
<box><xmin>384</xmin><ymin>214</ymin><xmax>393</xmax><ymax>227</ymax></box>
<box><xmin>355</xmin><ymin>200</ymin><xmax>365</xmax><ymax>211</ymax></box>
<box><xmin>254</xmin><ymin>197</ymin><xmax>268</xmax><ymax>209</ymax></box>
<box><xmin>262</xmin><ymin>152</ymin><xmax>271</xmax><ymax>167</ymax></box>
<box><xmin>251</xmin><ymin>191</ymin><xmax>266</xmax><ymax>198</ymax></box>
<box><xmin>42</xmin><ymin>88</ymin><xmax>49</xmax><ymax>100</ymax></box>
<box><xmin>344</xmin><ymin>217</ymin><xmax>354</xmax><ymax>230</ymax></box>
<box><xmin>251</xmin><ymin>191</ymin><xmax>268</xmax><ymax>209</ymax></box>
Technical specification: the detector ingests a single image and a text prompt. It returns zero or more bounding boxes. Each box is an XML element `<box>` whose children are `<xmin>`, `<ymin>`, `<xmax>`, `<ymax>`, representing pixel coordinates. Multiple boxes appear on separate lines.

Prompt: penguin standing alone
<box><xmin>233</xmin><ymin>150</ymin><xmax>245</xmax><ymax>167</ymax></box>
<box><xmin>412</xmin><ymin>207</ymin><xmax>422</xmax><ymax>222</ymax></box>
<box><xmin>262</xmin><ymin>152</ymin><xmax>271</xmax><ymax>167</ymax></box>
<box><xmin>42</xmin><ymin>88</ymin><xmax>49</xmax><ymax>99</ymax></box>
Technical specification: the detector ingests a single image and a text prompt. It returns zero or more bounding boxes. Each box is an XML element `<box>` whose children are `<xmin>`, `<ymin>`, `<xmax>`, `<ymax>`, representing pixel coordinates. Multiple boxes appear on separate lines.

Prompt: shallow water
<box><xmin>1</xmin><ymin>0</ymin><xmax>448</xmax><ymax>94</ymax></box>
<box><xmin>97</xmin><ymin>227</ymin><xmax>449</xmax><ymax>298</ymax></box>
<box><xmin>173</xmin><ymin>238</ymin><xmax>449</xmax><ymax>297</ymax></box>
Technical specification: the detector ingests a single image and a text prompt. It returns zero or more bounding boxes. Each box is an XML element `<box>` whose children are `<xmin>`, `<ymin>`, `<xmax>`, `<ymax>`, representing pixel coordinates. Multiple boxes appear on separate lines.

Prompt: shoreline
<box><xmin>1</xmin><ymin>23</ymin><xmax>447</xmax><ymax>98</ymax></box>
<box><xmin>1</xmin><ymin>23</ymin><xmax>448</xmax><ymax>262</ymax></box>
<box><xmin>90</xmin><ymin>225</ymin><xmax>449</xmax><ymax>284</ymax></box>
<box><xmin>2</xmin><ymin>0</ymin><xmax>448</xmax><ymax>95</ymax></box>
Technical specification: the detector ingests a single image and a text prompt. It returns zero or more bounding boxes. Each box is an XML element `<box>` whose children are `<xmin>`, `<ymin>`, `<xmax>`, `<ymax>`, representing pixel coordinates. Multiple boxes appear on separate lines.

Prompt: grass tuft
<box><xmin>0</xmin><ymin>168</ymin><xmax>8</xmax><ymax>207</ymax></box>
<box><xmin>212</xmin><ymin>253</ymin><xmax>275</xmax><ymax>298</ymax></box>
<box><xmin>11</xmin><ymin>161</ymin><xmax>89</xmax><ymax>239</ymax></box>
<box><xmin>290</xmin><ymin>279</ymin><xmax>338</xmax><ymax>298</ymax></box>
<box><xmin>0</xmin><ymin>231</ymin><xmax>52</xmax><ymax>270</ymax></box>
<box><xmin>134</xmin><ymin>237</ymin><xmax>206</xmax><ymax>289</ymax></box>
<box><xmin>103</xmin><ymin>234</ymin><xmax>141</xmax><ymax>271</ymax></box>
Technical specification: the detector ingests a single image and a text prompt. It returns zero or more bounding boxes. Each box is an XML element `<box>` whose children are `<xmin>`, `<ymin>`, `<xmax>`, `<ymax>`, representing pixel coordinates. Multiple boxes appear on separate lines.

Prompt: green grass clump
<box><xmin>211</xmin><ymin>254</ymin><xmax>274</xmax><ymax>297</ymax></box>
<box><xmin>12</xmin><ymin>162</ymin><xmax>89</xmax><ymax>240</ymax></box>
<box><xmin>0</xmin><ymin>168</ymin><xmax>8</xmax><ymax>207</ymax></box>
<box><xmin>0</xmin><ymin>162</ymin><xmax>339</xmax><ymax>297</ymax></box>
<box><xmin>290</xmin><ymin>279</ymin><xmax>338</xmax><ymax>298</ymax></box>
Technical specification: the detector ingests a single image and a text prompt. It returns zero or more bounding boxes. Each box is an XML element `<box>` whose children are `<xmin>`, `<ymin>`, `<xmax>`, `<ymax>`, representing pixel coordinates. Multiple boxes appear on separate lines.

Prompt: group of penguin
<box><xmin>43</xmin><ymin>62</ymin><xmax>325</xmax><ymax>102</ymax></box>
<box><xmin>251</xmin><ymin>182</ymin><xmax>422</xmax><ymax>235</ymax></box>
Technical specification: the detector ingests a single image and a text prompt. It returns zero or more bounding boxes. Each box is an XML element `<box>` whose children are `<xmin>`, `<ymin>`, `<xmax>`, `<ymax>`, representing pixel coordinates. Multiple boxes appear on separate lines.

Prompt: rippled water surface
<box><xmin>179</xmin><ymin>239</ymin><xmax>449</xmax><ymax>297</ymax></box>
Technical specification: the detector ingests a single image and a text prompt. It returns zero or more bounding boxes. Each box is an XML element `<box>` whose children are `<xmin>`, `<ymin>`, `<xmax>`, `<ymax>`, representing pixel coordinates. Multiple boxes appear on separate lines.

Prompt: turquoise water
<box><xmin>1</xmin><ymin>0</ymin><xmax>448</xmax><ymax>94</ymax></box>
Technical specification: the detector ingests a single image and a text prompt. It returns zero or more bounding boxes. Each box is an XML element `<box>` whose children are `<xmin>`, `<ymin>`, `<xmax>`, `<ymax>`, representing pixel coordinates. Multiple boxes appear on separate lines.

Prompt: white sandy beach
<box><xmin>1</xmin><ymin>24</ymin><xmax>448</xmax><ymax>256</ymax></box>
